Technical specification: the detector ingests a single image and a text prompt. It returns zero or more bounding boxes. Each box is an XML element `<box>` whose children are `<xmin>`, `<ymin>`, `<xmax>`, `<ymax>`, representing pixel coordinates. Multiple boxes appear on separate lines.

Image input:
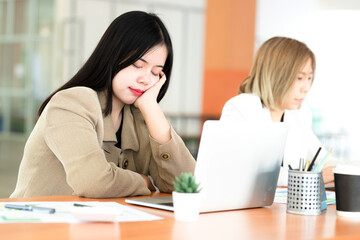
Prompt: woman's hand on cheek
<box><xmin>134</xmin><ymin>71</ymin><xmax>171</xmax><ymax>143</ymax></box>
<box><xmin>134</xmin><ymin>72</ymin><xmax>166</xmax><ymax>109</ymax></box>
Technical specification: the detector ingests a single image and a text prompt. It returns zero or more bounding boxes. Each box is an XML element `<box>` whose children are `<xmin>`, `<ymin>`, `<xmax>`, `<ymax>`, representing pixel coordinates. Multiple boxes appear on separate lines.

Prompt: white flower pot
<box><xmin>172</xmin><ymin>191</ymin><xmax>201</xmax><ymax>221</ymax></box>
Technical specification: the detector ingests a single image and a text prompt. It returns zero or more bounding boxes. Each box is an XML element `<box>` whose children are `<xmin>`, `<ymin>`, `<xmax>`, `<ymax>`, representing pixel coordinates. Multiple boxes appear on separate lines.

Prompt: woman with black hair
<box><xmin>11</xmin><ymin>11</ymin><xmax>195</xmax><ymax>198</ymax></box>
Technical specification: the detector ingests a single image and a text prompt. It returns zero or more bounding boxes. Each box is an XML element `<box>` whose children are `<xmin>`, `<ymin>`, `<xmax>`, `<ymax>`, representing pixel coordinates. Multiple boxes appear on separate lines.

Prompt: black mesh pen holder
<box><xmin>287</xmin><ymin>170</ymin><xmax>322</xmax><ymax>215</ymax></box>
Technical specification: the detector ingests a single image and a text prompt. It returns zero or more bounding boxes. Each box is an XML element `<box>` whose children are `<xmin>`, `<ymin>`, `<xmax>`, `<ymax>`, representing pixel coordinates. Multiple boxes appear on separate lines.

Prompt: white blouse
<box><xmin>220</xmin><ymin>93</ymin><xmax>325</xmax><ymax>186</ymax></box>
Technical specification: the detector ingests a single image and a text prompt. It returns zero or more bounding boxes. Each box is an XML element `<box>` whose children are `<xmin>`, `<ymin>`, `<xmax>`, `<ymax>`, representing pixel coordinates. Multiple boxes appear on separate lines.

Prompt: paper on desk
<box><xmin>274</xmin><ymin>188</ymin><xmax>336</xmax><ymax>205</ymax></box>
<box><xmin>0</xmin><ymin>201</ymin><xmax>162</xmax><ymax>223</ymax></box>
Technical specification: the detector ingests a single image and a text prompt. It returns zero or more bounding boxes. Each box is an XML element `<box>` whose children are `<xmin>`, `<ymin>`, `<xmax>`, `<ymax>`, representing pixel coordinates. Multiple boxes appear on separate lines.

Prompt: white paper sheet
<box><xmin>0</xmin><ymin>201</ymin><xmax>162</xmax><ymax>223</ymax></box>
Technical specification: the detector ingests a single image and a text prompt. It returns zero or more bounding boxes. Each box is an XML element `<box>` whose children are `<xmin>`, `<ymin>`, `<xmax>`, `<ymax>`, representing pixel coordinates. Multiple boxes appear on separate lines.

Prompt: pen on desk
<box><xmin>5</xmin><ymin>204</ymin><xmax>55</xmax><ymax>214</ymax></box>
<box><xmin>308</xmin><ymin>145</ymin><xmax>323</xmax><ymax>171</ymax></box>
<box><xmin>73</xmin><ymin>203</ymin><xmax>92</xmax><ymax>207</ymax></box>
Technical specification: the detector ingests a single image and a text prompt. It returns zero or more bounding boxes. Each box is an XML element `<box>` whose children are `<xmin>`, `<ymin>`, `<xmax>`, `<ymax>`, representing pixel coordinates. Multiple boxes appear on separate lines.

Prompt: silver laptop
<box><xmin>126</xmin><ymin>120</ymin><xmax>288</xmax><ymax>212</ymax></box>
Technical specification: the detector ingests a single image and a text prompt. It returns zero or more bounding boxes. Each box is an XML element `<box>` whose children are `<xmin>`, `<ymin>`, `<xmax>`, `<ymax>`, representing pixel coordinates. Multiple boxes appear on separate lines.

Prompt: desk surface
<box><xmin>1</xmin><ymin>193</ymin><xmax>360</xmax><ymax>240</ymax></box>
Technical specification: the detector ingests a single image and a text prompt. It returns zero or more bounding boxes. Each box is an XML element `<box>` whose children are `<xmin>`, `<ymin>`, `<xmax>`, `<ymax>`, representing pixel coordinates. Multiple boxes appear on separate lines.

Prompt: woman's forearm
<box><xmin>139</xmin><ymin>102</ymin><xmax>171</xmax><ymax>144</ymax></box>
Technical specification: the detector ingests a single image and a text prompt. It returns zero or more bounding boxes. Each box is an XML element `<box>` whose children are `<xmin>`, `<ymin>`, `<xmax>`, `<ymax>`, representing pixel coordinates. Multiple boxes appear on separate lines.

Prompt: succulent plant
<box><xmin>173</xmin><ymin>172</ymin><xmax>201</xmax><ymax>193</ymax></box>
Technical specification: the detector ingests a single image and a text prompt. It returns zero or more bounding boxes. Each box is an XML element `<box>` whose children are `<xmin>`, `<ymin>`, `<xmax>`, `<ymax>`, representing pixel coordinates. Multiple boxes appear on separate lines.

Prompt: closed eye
<box><xmin>132</xmin><ymin>63</ymin><xmax>142</xmax><ymax>69</ymax></box>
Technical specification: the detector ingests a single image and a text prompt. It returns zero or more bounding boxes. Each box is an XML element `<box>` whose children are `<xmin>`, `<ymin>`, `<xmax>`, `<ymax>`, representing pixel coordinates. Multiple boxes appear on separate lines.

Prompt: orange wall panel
<box><xmin>203</xmin><ymin>70</ymin><xmax>249</xmax><ymax>116</ymax></box>
<box><xmin>202</xmin><ymin>0</ymin><xmax>256</xmax><ymax>117</ymax></box>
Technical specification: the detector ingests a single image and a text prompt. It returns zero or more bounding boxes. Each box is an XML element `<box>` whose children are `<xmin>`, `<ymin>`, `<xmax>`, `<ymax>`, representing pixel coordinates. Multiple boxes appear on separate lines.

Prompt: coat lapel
<box><xmin>121</xmin><ymin>105</ymin><xmax>140</xmax><ymax>152</ymax></box>
<box><xmin>97</xmin><ymin>91</ymin><xmax>139</xmax><ymax>151</ymax></box>
<box><xmin>97</xmin><ymin>91</ymin><xmax>117</xmax><ymax>143</ymax></box>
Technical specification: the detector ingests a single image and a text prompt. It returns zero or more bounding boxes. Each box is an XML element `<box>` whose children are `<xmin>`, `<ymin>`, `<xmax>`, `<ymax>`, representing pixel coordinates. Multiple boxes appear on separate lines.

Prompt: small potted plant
<box><xmin>172</xmin><ymin>172</ymin><xmax>201</xmax><ymax>221</ymax></box>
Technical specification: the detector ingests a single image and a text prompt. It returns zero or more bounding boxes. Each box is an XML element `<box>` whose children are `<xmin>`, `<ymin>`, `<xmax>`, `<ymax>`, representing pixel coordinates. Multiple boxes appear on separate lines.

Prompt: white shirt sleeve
<box><xmin>220</xmin><ymin>94</ymin><xmax>268</xmax><ymax>122</ymax></box>
<box><xmin>220</xmin><ymin>96</ymin><xmax>248</xmax><ymax>122</ymax></box>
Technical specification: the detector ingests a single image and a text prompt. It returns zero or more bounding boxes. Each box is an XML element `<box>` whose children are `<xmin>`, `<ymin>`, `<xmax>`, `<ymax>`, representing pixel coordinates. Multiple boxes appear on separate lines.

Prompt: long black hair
<box><xmin>38</xmin><ymin>11</ymin><xmax>173</xmax><ymax>117</ymax></box>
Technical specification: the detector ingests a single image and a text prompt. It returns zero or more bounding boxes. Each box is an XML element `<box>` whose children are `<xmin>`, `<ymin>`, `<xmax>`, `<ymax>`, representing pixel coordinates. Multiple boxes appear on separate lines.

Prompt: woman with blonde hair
<box><xmin>220</xmin><ymin>36</ymin><xmax>334</xmax><ymax>186</ymax></box>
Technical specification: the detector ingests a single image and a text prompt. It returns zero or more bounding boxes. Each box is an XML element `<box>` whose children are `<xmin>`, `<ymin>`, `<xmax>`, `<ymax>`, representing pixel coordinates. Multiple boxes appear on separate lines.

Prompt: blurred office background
<box><xmin>0</xmin><ymin>0</ymin><xmax>359</xmax><ymax>197</ymax></box>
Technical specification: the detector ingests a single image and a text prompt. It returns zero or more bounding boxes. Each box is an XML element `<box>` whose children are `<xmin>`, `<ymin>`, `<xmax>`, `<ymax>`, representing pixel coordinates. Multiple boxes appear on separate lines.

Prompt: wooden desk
<box><xmin>1</xmin><ymin>192</ymin><xmax>360</xmax><ymax>240</ymax></box>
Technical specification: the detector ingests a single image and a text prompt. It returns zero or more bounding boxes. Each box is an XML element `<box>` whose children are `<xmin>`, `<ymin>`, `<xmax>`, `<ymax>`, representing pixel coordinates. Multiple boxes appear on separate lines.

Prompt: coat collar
<box><xmin>97</xmin><ymin>91</ymin><xmax>140</xmax><ymax>151</ymax></box>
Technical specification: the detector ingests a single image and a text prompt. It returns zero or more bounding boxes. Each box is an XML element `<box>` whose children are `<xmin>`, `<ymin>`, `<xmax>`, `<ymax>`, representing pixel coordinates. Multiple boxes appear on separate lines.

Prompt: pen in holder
<box><xmin>287</xmin><ymin>170</ymin><xmax>326</xmax><ymax>215</ymax></box>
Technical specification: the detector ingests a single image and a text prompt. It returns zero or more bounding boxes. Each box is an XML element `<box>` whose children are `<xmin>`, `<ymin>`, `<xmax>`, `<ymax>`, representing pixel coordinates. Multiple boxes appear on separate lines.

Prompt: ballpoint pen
<box><xmin>304</xmin><ymin>161</ymin><xmax>310</xmax><ymax>171</ymax></box>
<box><xmin>5</xmin><ymin>204</ymin><xmax>56</xmax><ymax>214</ymax></box>
<box><xmin>286</xmin><ymin>160</ymin><xmax>293</xmax><ymax>170</ymax></box>
<box><xmin>73</xmin><ymin>203</ymin><xmax>92</xmax><ymax>207</ymax></box>
<box><xmin>299</xmin><ymin>158</ymin><xmax>304</xmax><ymax>171</ymax></box>
<box><xmin>308</xmin><ymin>145</ymin><xmax>323</xmax><ymax>171</ymax></box>
<box><xmin>312</xmin><ymin>149</ymin><xmax>333</xmax><ymax>172</ymax></box>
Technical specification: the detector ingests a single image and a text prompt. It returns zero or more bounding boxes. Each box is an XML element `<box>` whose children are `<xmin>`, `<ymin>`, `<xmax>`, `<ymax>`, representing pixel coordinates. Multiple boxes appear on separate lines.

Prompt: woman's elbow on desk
<box><xmin>67</xmin><ymin>171</ymin><xmax>147</xmax><ymax>199</ymax></box>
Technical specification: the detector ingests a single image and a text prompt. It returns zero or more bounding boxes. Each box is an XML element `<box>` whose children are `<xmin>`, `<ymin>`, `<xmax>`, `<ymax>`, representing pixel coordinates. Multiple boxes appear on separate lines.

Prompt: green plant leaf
<box><xmin>173</xmin><ymin>172</ymin><xmax>201</xmax><ymax>193</ymax></box>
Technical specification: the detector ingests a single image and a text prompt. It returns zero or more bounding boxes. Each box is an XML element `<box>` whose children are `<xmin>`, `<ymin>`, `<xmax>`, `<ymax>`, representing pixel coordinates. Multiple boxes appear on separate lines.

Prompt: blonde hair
<box><xmin>239</xmin><ymin>37</ymin><xmax>316</xmax><ymax>110</ymax></box>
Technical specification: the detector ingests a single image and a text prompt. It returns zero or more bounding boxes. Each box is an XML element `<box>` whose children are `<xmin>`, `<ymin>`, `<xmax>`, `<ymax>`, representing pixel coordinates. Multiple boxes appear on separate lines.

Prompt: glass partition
<box><xmin>0</xmin><ymin>1</ymin><xmax>7</xmax><ymax>35</ymax></box>
<box><xmin>0</xmin><ymin>0</ymin><xmax>54</xmax><ymax>136</ymax></box>
<box><xmin>14</xmin><ymin>0</ymin><xmax>28</xmax><ymax>35</ymax></box>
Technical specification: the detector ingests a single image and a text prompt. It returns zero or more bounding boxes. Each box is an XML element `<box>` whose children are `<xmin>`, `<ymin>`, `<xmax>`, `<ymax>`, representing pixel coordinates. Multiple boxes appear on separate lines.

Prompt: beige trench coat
<box><xmin>10</xmin><ymin>87</ymin><xmax>195</xmax><ymax>198</ymax></box>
